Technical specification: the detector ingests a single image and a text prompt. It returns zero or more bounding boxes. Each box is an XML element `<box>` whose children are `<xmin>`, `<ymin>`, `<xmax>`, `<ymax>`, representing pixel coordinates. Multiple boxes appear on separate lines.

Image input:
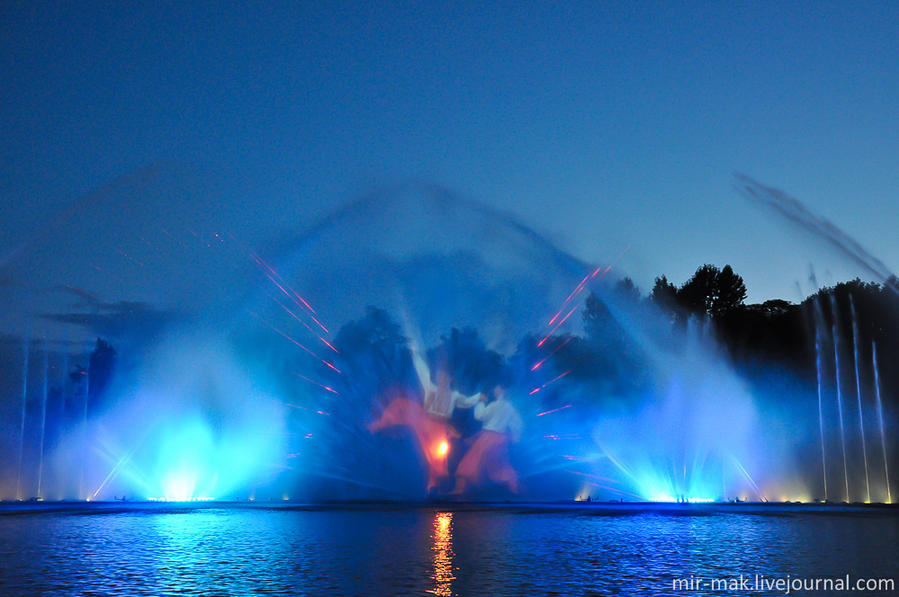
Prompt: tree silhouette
<box><xmin>613</xmin><ymin>277</ymin><xmax>640</xmax><ymax>303</ymax></box>
<box><xmin>677</xmin><ymin>264</ymin><xmax>747</xmax><ymax>318</ymax></box>
<box><xmin>650</xmin><ymin>275</ymin><xmax>678</xmax><ymax>317</ymax></box>
<box><xmin>678</xmin><ymin>264</ymin><xmax>719</xmax><ymax>316</ymax></box>
<box><xmin>581</xmin><ymin>292</ymin><xmax>650</xmax><ymax>396</ymax></box>
<box><xmin>426</xmin><ymin>327</ymin><xmax>503</xmax><ymax>396</ymax></box>
<box><xmin>87</xmin><ymin>338</ymin><xmax>116</xmax><ymax>416</ymax></box>
<box><xmin>583</xmin><ymin>292</ymin><xmax>620</xmax><ymax>347</ymax></box>
<box><xmin>713</xmin><ymin>265</ymin><xmax>748</xmax><ymax>317</ymax></box>
<box><xmin>332</xmin><ymin>306</ymin><xmax>413</xmax><ymax>404</ymax></box>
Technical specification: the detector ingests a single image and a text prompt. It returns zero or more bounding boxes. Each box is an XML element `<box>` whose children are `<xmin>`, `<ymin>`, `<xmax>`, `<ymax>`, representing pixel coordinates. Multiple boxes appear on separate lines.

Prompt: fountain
<box><xmin>828</xmin><ymin>294</ymin><xmax>850</xmax><ymax>502</ymax></box>
<box><xmin>36</xmin><ymin>341</ymin><xmax>48</xmax><ymax>499</ymax></box>
<box><xmin>0</xmin><ymin>181</ymin><xmax>894</xmax><ymax>504</ymax></box>
<box><xmin>79</xmin><ymin>354</ymin><xmax>90</xmax><ymax>500</ymax></box>
<box><xmin>872</xmin><ymin>342</ymin><xmax>892</xmax><ymax>504</ymax></box>
<box><xmin>15</xmin><ymin>334</ymin><xmax>29</xmax><ymax>501</ymax></box>
<box><xmin>812</xmin><ymin>298</ymin><xmax>828</xmax><ymax>501</ymax></box>
<box><xmin>849</xmin><ymin>295</ymin><xmax>871</xmax><ymax>502</ymax></box>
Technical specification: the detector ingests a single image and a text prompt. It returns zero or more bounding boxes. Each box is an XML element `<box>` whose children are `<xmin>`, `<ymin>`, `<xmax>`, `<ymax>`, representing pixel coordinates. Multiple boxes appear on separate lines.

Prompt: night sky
<box><xmin>2</xmin><ymin>2</ymin><xmax>897</xmax><ymax>339</ymax></box>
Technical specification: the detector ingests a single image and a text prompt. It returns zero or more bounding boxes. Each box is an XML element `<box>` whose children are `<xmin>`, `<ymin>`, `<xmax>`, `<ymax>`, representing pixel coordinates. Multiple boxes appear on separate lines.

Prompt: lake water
<box><xmin>1</xmin><ymin>503</ymin><xmax>897</xmax><ymax>596</ymax></box>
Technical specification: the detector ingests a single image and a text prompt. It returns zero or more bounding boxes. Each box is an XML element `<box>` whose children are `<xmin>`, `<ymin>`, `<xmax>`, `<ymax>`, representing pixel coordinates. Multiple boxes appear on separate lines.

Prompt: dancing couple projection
<box><xmin>368</xmin><ymin>345</ymin><xmax>523</xmax><ymax>496</ymax></box>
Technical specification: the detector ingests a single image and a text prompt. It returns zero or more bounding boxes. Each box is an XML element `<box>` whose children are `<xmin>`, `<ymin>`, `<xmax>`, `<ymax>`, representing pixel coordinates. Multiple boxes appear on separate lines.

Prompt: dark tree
<box><xmin>677</xmin><ymin>264</ymin><xmax>747</xmax><ymax>318</ymax></box>
<box><xmin>427</xmin><ymin>327</ymin><xmax>503</xmax><ymax>395</ymax></box>
<box><xmin>581</xmin><ymin>292</ymin><xmax>650</xmax><ymax>397</ymax></box>
<box><xmin>88</xmin><ymin>338</ymin><xmax>116</xmax><ymax>415</ymax></box>
<box><xmin>677</xmin><ymin>264</ymin><xmax>719</xmax><ymax>316</ymax></box>
<box><xmin>332</xmin><ymin>306</ymin><xmax>413</xmax><ymax>403</ymax></box>
<box><xmin>713</xmin><ymin>265</ymin><xmax>748</xmax><ymax>317</ymax></box>
<box><xmin>583</xmin><ymin>292</ymin><xmax>619</xmax><ymax>347</ymax></box>
<box><xmin>650</xmin><ymin>275</ymin><xmax>678</xmax><ymax>314</ymax></box>
<box><xmin>756</xmin><ymin>299</ymin><xmax>793</xmax><ymax>316</ymax></box>
<box><xmin>613</xmin><ymin>277</ymin><xmax>641</xmax><ymax>303</ymax></box>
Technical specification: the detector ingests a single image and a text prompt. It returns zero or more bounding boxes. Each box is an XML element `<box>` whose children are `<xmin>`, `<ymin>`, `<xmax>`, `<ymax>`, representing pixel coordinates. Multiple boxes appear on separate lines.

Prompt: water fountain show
<box><xmin>3</xmin><ymin>4</ymin><xmax>899</xmax><ymax>595</ymax></box>
<box><xmin>1</xmin><ymin>176</ymin><xmax>895</xmax><ymax>507</ymax></box>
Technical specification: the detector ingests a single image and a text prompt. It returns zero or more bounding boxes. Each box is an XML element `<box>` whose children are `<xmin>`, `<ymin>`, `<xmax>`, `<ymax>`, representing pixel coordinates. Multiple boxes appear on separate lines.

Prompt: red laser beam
<box><xmin>536</xmin><ymin>403</ymin><xmax>573</xmax><ymax>417</ymax></box>
<box><xmin>252</xmin><ymin>252</ymin><xmax>320</xmax><ymax>316</ymax></box>
<box><xmin>529</xmin><ymin>370</ymin><xmax>572</xmax><ymax>395</ymax></box>
<box><xmin>249</xmin><ymin>311</ymin><xmax>341</xmax><ymax>373</ymax></box>
<box><xmin>532</xmin><ymin>246</ymin><xmax>631</xmax><ymax>375</ymax></box>
<box><xmin>116</xmin><ymin>248</ymin><xmax>145</xmax><ymax>268</ymax></box>
<box><xmin>531</xmin><ymin>336</ymin><xmax>573</xmax><ymax>371</ymax></box>
<box><xmin>267</xmin><ymin>291</ymin><xmax>339</xmax><ymax>353</ymax></box>
<box><xmin>537</xmin><ymin>306</ymin><xmax>578</xmax><ymax>347</ymax></box>
<box><xmin>223</xmin><ymin>232</ymin><xmax>335</xmax><ymax>341</ymax></box>
<box><xmin>256</xmin><ymin>260</ymin><xmax>330</xmax><ymax>335</ymax></box>
<box><xmin>543</xmin><ymin>244</ymin><xmax>631</xmax><ymax>333</ymax></box>
<box><xmin>546</xmin><ymin>265</ymin><xmax>609</xmax><ymax>328</ymax></box>
<box><xmin>565</xmin><ymin>469</ymin><xmax>621</xmax><ymax>484</ymax></box>
<box><xmin>292</xmin><ymin>372</ymin><xmax>339</xmax><ymax>395</ymax></box>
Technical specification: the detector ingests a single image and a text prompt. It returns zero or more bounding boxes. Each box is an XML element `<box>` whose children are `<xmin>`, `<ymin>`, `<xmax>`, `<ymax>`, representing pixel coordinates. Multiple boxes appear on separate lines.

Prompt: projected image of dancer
<box><xmin>368</xmin><ymin>350</ymin><xmax>483</xmax><ymax>493</ymax></box>
<box><xmin>451</xmin><ymin>382</ymin><xmax>523</xmax><ymax>495</ymax></box>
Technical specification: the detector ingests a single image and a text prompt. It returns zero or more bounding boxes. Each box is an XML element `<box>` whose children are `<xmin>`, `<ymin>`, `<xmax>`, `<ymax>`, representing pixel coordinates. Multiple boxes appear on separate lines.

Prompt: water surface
<box><xmin>1</xmin><ymin>503</ymin><xmax>896</xmax><ymax>596</ymax></box>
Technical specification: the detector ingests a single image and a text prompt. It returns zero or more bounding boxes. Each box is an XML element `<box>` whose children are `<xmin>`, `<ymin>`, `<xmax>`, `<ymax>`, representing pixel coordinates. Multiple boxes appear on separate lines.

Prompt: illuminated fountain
<box><xmin>1</xmin><ymin>180</ymin><xmax>895</xmax><ymax>504</ymax></box>
<box><xmin>872</xmin><ymin>342</ymin><xmax>892</xmax><ymax>504</ymax></box>
<box><xmin>849</xmin><ymin>295</ymin><xmax>871</xmax><ymax>503</ymax></box>
<box><xmin>813</xmin><ymin>298</ymin><xmax>829</xmax><ymax>501</ymax></box>
<box><xmin>829</xmin><ymin>293</ymin><xmax>850</xmax><ymax>502</ymax></box>
<box><xmin>220</xmin><ymin>183</ymin><xmax>820</xmax><ymax>503</ymax></box>
<box><xmin>807</xmin><ymin>291</ymin><xmax>894</xmax><ymax>504</ymax></box>
<box><xmin>14</xmin><ymin>333</ymin><xmax>29</xmax><ymax>500</ymax></box>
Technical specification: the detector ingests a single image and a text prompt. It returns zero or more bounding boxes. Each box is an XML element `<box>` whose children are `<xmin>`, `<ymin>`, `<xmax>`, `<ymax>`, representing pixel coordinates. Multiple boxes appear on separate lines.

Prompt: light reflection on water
<box><xmin>0</xmin><ymin>504</ymin><xmax>896</xmax><ymax>596</ymax></box>
<box><xmin>429</xmin><ymin>512</ymin><xmax>455</xmax><ymax>596</ymax></box>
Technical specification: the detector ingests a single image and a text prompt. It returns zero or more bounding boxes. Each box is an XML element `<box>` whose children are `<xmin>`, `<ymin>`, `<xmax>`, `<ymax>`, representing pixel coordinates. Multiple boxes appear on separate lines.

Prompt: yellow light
<box><xmin>437</xmin><ymin>441</ymin><xmax>449</xmax><ymax>457</ymax></box>
<box><xmin>432</xmin><ymin>512</ymin><xmax>455</xmax><ymax>596</ymax></box>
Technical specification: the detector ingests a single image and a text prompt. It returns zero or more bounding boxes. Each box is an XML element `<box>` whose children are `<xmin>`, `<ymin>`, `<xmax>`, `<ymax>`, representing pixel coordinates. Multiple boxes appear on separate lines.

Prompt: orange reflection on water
<box><xmin>428</xmin><ymin>511</ymin><xmax>455</xmax><ymax>596</ymax></box>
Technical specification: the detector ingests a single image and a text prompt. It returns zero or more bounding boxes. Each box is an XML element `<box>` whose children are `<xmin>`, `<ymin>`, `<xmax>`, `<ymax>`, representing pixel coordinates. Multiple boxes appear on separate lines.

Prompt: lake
<box><xmin>1</xmin><ymin>502</ymin><xmax>897</xmax><ymax>596</ymax></box>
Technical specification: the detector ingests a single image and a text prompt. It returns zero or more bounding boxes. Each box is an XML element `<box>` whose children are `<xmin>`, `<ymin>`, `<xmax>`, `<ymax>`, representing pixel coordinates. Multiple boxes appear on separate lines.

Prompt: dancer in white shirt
<box><xmin>451</xmin><ymin>383</ymin><xmax>523</xmax><ymax>494</ymax></box>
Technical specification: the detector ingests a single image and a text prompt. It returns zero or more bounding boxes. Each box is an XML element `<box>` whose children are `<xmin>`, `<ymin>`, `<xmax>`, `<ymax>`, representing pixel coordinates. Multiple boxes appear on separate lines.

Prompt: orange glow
<box><xmin>431</xmin><ymin>512</ymin><xmax>455</xmax><ymax>596</ymax></box>
<box><xmin>436</xmin><ymin>441</ymin><xmax>449</xmax><ymax>457</ymax></box>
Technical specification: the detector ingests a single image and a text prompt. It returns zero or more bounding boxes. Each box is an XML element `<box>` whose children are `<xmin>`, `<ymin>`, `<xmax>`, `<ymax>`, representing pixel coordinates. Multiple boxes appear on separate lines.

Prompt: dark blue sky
<box><xmin>2</xmin><ymin>1</ymin><xmax>897</xmax><ymax>323</ymax></box>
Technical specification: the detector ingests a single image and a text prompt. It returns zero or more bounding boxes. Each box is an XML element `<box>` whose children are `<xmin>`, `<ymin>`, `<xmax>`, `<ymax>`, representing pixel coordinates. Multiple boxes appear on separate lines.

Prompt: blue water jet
<box><xmin>849</xmin><ymin>295</ymin><xmax>870</xmax><ymax>502</ymax></box>
<box><xmin>828</xmin><ymin>294</ymin><xmax>850</xmax><ymax>502</ymax></box>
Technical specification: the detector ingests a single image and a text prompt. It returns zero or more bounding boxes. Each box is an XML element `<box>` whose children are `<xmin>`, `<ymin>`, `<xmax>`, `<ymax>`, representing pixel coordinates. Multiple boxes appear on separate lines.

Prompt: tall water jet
<box><xmin>813</xmin><ymin>298</ymin><xmax>828</xmax><ymax>501</ymax></box>
<box><xmin>15</xmin><ymin>334</ymin><xmax>30</xmax><ymax>500</ymax></box>
<box><xmin>849</xmin><ymin>295</ymin><xmax>870</xmax><ymax>502</ymax></box>
<box><xmin>36</xmin><ymin>342</ymin><xmax>49</xmax><ymax>499</ymax></box>
<box><xmin>60</xmin><ymin>352</ymin><xmax>69</xmax><ymax>420</ymax></box>
<box><xmin>79</xmin><ymin>361</ymin><xmax>90</xmax><ymax>500</ymax></box>
<box><xmin>736</xmin><ymin>175</ymin><xmax>899</xmax><ymax>295</ymax></box>
<box><xmin>871</xmin><ymin>342</ymin><xmax>891</xmax><ymax>504</ymax></box>
<box><xmin>828</xmin><ymin>294</ymin><xmax>850</xmax><ymax>502</ymax></box>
